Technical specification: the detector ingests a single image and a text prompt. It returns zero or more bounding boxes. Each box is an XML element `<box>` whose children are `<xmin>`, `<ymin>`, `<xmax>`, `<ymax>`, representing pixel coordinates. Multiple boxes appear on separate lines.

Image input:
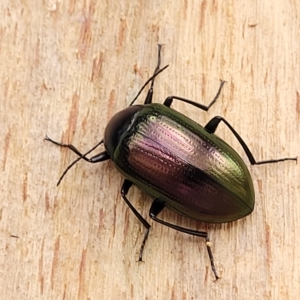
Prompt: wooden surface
<box><xmin>1</xmin><ymin>1</ymin><xmax>299</xmax><ymax>299</ymax></box>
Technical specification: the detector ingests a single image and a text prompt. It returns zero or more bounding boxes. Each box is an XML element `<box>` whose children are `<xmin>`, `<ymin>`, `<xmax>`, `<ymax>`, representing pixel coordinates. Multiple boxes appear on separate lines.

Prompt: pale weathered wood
<box><xmin>0</xmin><ymin>0</ymin><xmax>299</xmax><ymax>299</ymax></box>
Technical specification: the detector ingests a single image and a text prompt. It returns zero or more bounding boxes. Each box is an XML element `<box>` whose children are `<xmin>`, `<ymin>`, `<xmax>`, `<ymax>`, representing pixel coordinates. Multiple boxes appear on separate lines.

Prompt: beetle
<box><xmin>45</xmin><ymin>45</ymin><xmax>297</xmax><ymax>279</ymax></box>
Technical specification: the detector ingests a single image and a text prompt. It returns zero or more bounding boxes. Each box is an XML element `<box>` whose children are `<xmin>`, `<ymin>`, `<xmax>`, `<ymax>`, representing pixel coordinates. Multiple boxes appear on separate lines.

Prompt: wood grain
<box><xmin>0</xmin><ymin>0</ymin><xmax>299</xmax><ymax>299</ymax></box>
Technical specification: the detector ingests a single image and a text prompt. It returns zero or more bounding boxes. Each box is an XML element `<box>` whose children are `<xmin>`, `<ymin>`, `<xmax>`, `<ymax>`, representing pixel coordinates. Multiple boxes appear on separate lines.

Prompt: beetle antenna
<box><xmin>56</xmin><ymin>139</ymin><xmax>104</xmax><ymax>186</ymax></box>
<box><xmin>129</xmin><ymin>64</ymin><xmax>169</xmax><ymax>106</ymax></box>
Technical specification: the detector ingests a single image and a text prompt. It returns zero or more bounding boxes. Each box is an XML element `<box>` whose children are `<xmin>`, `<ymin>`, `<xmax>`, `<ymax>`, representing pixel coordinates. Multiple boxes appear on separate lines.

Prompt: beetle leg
<box><xmin>129</xmin><ymin>45</ymin><xmax>168</xmax><ymax>106</ymax></box>
<box><xmin>45</xmin><ymin>135</ymin><xmax>108</xmax><ymax>163</ymax></box>
<box><xmin>163</xmin><ymin>80</ymin><xmax>226</xmax><ymax>110</ymax></box>
<box><xmin>204</xmin><ymin>116</ymin><xmax>297</xmax><ymax>165</ymax></box>
<box><xmin>45</xmin><ymin>136</ymin><xmax>109</xmax><ymax>185</ymax></box>
<box><xmin>121</xmin><ymin>179</ymin><xmax>151</xmax><ymax>261</ymax></box>
<box><xmin>144</xmin><ymin>44</ymin><xmax>163</xmax><ymax>105</ymax></box>
<box><xmin>149</xmin><ymin>200</ymin><xmax>220</xmax><ymax>280</ymax></box>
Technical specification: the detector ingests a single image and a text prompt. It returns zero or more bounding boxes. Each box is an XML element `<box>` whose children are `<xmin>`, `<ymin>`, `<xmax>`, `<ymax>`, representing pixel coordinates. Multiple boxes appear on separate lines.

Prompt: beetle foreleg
<box><xmin>149</xmin><ymin>200</ymin><xmax>220</xmax><ymax>280</ymax></box>
<box><xmin>121</xmin><ymin>179</ymin><xmax>151</xmax><ymax>261</ymax></box>
<box><xmin>163</xmin><ymin>80</ymin><xmax>225</xmax><ymax>111</ymax></box>
<box><xmin>204</xmin><ymin>117</ymin><xmax>297</xmax><ymax>165</ymax></box>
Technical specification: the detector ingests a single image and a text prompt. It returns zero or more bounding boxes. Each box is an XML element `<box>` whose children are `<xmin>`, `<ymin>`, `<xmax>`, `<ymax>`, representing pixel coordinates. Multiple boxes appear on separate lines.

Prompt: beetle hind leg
<box><xmin>149</xmin><ymin>200</ymin><xmax>220</xmax><ymax>280</ymax></box>
<box><xmin>121</xmin><ymin>180</ymin><xmax>151</xmax><ymax>261</ymax></box>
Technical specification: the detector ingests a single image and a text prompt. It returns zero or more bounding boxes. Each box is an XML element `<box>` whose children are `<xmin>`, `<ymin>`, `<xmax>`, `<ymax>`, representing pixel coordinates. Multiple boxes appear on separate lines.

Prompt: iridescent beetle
<box><xmin>46</xmin><ymin>45</ymin><xmax>297</xmax><ymax>279</ymax></box>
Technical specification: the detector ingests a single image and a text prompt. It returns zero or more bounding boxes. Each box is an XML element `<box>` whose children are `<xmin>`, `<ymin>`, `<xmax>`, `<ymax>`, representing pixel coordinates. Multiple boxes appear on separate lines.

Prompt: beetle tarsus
<box><xmin>206</xmin><ymin>79</ymin><xmax>226</xmax><ymax>110</ymax></box>
<box><xmin>149</xmin><ymin>200</ymin><xmax>219</xmax><ymax>279</ymax></box>
<box><xmin>205</xmin><ymin>237</ymin><xmax>220</xmax><ymax>280</ymax></box>
<box><xmin>144</xmin><ymin>44</ymin><xmax>163</xmax><ymax>105</ymax></box>
<box><xmin>253</xmin><ymin>156</ymin><xmax>298</xmax><ymax>165</ymax></box>
<box><xmin>121</xmin><ymin>180</ymin><xmax>152</xmax><ymax>261</ymax></box>
<box><xmin>152</xmin><ymin>44</ymin><xmax>163</xmax><ymax>83</ymax></box>
<box><xmin>138</xmin><ymin>228</ymin><xmax>150</xmax><ymax>262</ymax></box>
<box><xmin>131</xmin><ymin>44</ymin><xmax>168</xmax><ymax>106</ymax></box>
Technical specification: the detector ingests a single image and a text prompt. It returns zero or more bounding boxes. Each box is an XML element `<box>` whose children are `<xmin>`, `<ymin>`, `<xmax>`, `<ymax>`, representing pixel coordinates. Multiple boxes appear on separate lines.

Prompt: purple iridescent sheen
<box><xmin>109</xmin><ymin>103</ymin><xmax>254</xmax><ymax>223</ymax></box>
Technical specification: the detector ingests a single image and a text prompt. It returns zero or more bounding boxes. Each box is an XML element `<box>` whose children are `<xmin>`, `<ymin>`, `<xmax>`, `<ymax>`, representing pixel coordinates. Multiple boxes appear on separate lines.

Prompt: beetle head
<box><xmin>104</xmin><ymin>105</ymin><xmax>143</xmax><ymax>156</ymax></box>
